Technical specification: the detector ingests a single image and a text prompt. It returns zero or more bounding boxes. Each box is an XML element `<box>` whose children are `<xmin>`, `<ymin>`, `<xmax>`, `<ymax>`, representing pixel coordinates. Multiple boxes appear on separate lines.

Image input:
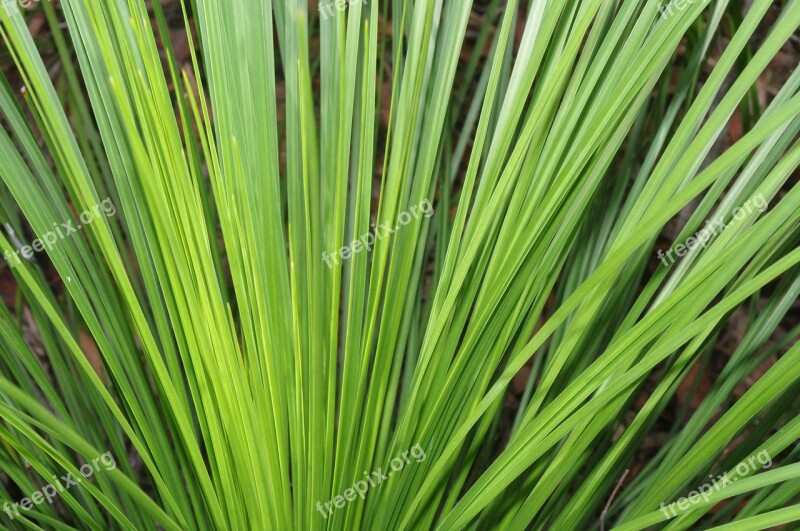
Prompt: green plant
<box><xmin>0</xmin><ymin>0</ymin><xmax>799</xmax><ymax>529</ymax></box>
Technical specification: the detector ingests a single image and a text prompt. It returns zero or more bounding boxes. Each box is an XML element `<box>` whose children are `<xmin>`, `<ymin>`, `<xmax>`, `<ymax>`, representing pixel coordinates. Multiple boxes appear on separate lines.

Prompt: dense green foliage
<box><xmin>0</xmin><ymin>0</ymin><xmax>799</xmax><ymax>529</ymax></box>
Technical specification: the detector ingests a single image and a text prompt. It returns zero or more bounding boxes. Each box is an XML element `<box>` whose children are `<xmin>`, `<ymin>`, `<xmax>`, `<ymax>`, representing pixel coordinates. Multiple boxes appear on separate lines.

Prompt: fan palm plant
<box><xmin>0</xmin><ymin>0</ymin><xmax>799</xmax><ymax>529</ymax></box>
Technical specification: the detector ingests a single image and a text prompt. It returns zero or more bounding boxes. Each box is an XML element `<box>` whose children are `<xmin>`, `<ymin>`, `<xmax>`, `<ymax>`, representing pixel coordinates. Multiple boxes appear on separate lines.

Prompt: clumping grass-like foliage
<box><xmin>1</xmin><ymin>0</ymin><xmax>800</xmax><ymax>529</ymax></box>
